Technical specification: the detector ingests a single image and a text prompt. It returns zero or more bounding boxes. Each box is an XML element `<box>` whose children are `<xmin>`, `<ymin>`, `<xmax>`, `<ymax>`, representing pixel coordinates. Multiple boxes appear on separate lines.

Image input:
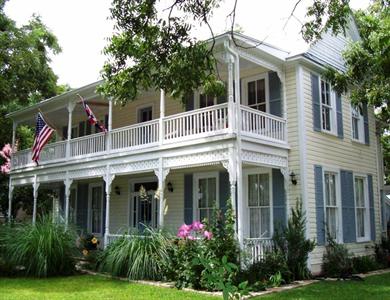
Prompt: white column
<box><xmin>227</xmin><ymin>59</ymin><xmax>235</xmax><ymax>134</ymax></box>
<box><xmin>159</xmin><ymin>89</ymin><xmax>165</xmax><ymax>145</ymax></box>
<box><xmin>66</xmin><ymin>101</ymin><xmax>76</xmax><ymax>158</ymax></box>
<box><xmin>8</xmin><ymin>178</ymin><xmax>13</xmax><ymax>223</ymax></box>
<box><xmin>11</xmin><ymin>122</ymin><xmax>17</xmax><ymax>168</ymax></box>
<box><xmin>103</xmin><ymin>167</ymin><xmax>114</xmax><ymax>248</ymax></box>
<box><xmin>32</xmin><ymin>175</ymin><xmax>40</xmax><ymax>225</ymax></box>
<box><xmin>64</xmin><ymin>177</ymin><xmax>73</xmax><ymax>227</ymax></box>
<box><xmin>236</xmin><ymin>158</ymin><xmax>244</xmax><ymax>247</ymax></box>
<box><xmin>155</xmin><ymin>158</ymin><xmax>168</xmax><ymax>228</ymax></box>
<box><xmin>107</xmin><ymin>97</ymin><xmax>113</xmax><ymax>153</ymax></box>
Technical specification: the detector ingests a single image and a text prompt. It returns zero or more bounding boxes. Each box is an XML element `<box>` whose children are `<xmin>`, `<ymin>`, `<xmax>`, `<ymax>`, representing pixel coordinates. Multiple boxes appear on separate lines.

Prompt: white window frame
<box><xmin>242</xmin><ymin>73</ymin><xmax>269</xmax><ymax>112</ymax></box>
<box><xmin>136</xmin><ymin>103</ymin><xmax>154</xmax><ymax>123</ymax></box>
<box><xmin>322</xmin><ymin>168</ymin><xmax>343</xmax><ymax>243</ymax></box>
<box><xmin>88</xmin><ymin>183</ymin><xmax>104</xmax><ymax>236</ymax></box>
<box><xmin>318</xmin><ymin>77</ymin><xmax>337</xmax><ymax>135</ymax></box>
<box><xmin>350</xmin><ymin>104</ymin><xmax>365</xmax><ymax>143</ymax></box>
<box><xmin>128</xmin><ymin>177</ymin><xmax>158</xmax><ymax>229</ymax></box>
<box><xmin>244</xmin><ymin>168</ymin><xmax>273</xmax><ymax>239</ymax></box>
<box><xmin>353</xmin><ymin>174</ymin><xmax>370</xmax><ymax>242</ymax></box>
<box><xmin>193</xmin><ymin>172</ymin><xmax>219</xmax><ymax>222</ymax></box>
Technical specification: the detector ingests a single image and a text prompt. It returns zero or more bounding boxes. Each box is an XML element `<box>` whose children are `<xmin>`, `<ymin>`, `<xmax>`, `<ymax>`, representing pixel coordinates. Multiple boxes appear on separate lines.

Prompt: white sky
<box><xmin>4</xmin><ymin>0</ymin><xmax>370</xmax><ymax>89</ymax></box>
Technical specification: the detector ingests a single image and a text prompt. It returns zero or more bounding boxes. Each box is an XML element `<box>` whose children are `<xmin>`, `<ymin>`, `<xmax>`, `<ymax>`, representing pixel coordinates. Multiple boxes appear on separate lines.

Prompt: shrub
<box><xmin>352</xmin><ymin>255</ymin><xmax>380</xmax><ymax>273</ymax></box>
<box><xmin>1</xmin><ymin>215</ymin><xmax>77</xmax><ymax>277</ymax></box>
<box><xmin>322</xmin><ymin>235</ymin><xmax>353</xmax><ymax>278</ymax></box>
<box><xmin>273</xmin><ymin>201</ymin><xmax>315</xmax><ymax>280</ymax></box>
<box><xmin>97</xmin><ymin>227</ymin><xmax>171</xmax><ymax>280</ymax></box>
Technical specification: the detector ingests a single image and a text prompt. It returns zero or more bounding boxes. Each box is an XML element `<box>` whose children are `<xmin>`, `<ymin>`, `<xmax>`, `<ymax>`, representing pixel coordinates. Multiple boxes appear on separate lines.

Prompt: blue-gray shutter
<box><xmin>102</xmin><ymin>186</ymin><xmax>106</xmax><ymax>236</ymax></box>
<box><xmin>363</xmin><ymin>103</ymin><xmax>369</xmax><ymax>145</ymax></box>
<box><xmin>59</xmin><ymin>185</ymin><xmax>65</xmax><ymax>215</ymax></box>
<box><xmin>272</xmin><ymin>169</ymin><xmax>286</xmax><ymax>233</ymax></box>
<box><xmin>269</xmin><ymin>71</ymin><xmax>282</xmax><ymax>117</ymax></box>
<box><xmin>311</xmin><ymin>73</ymin><xmax>321</xmax><ymax>132</ymax></box>
<box><xmin>184</xmin><ymin>92</ymin><xmax>194</xmax><ymax>111</ymax></box>
<box><xmin>314</xmin><ymin>165</ymin><xmax>325</xmax><ymax>245</ymax></box>
<box><xmin>341</xmin><ymin>170</ymin><xmax>356</xmax><ymax>243</ymax></box>
<box><xmin>219</xmin><ymin>171</ymin><xmax>230</xmax><ymax>213</ymax></box>
<box><xmin>62</xmin><ymin>126</ymin><xmax>68</xmax><ymax>140</ymax></box>
<box><xmin>368</xmin><ymin>174</ymin><xmax>375</xmax><ymax>241</ymax></box>
<box><xmin>77</xmin><ymin>183</ymin><xmax>89</xmax><ymax>232</ymax></box>
<box><xmin>184</xmin><ymin>174</ymin><xmax>193</xmax><ymax>224</ymax></box>
<box><xmin>336</xmin><ymin>93</ymin><xmax>343</xmax><ymax>138</ymax></box>
<box><xmin>79</xmin><ymin>121</ymin><xmax>85</xmax><ymax>137</ymax></box>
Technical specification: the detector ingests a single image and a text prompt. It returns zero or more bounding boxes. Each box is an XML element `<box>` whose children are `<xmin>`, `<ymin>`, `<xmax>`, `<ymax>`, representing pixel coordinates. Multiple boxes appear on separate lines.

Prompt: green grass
<box><xmin>0</xmin><ymin>272</ymin><xmax>389</xmax><ymax>300</ymax></box>
<box><xmin>254</xmin><ymin>272</ymin><xmax>390</xmax><ymax>300</ymax></box>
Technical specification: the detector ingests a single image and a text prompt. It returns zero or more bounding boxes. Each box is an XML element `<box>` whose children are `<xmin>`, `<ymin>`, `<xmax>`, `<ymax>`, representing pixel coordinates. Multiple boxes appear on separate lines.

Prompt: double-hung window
<box><xmin>354</xmin><ymin>176</ymin><xmax>369</xmax><ymax>241</ymax></box>
<box><xmin>248</xmin><ymin>173</ymin><xmax>271</xmax><ymax>239</ymax></box>
<box><xmin>351</xmin><ymin>105</ymin><xmax>364</xmax><ymax>142</ymax></box>
<box><xmin>244</xmin><ymin>75</ymin><xmax>268</xmax><ymax>112</ymax></box>
<box><xmin>324</xmin><ymin>172</ymin><xmax>340</xmax><ymax>241</ymax></box>
<box><xmin>320</xmin><ymin>80</ymin><xmax>334</xmax><ymax>132</ymax></box>
<box><xmin>194</xmin><ymin>173</ymin><xmax>218</xmax><ymax>223</ymax></box>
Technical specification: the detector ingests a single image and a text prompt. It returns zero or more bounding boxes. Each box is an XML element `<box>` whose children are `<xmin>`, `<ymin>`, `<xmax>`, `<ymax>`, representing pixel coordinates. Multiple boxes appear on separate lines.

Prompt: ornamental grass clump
<box><xmin>2</xmin><ymin>215</ymin><xmax>78</xmax><ymax>277</ymax></box>
<box><xmin>97</xmin><ymin>226</ymin><xmax>171</xmax><ymax>280</ymax></box>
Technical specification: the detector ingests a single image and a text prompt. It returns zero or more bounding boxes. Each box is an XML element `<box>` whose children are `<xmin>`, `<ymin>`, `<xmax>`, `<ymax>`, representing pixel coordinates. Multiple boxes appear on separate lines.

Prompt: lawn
<box><xmin>0</xmin><ymin>272</ymin><xmax>389</xmax><ymax>300</ymax></box>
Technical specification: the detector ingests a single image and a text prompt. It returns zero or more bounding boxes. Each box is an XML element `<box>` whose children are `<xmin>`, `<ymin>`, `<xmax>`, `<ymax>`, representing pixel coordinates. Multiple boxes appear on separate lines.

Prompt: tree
<box><xmin>0</xmin><ymin>0</ymin><xmax>63</xmax><ymax>217</ymax></box>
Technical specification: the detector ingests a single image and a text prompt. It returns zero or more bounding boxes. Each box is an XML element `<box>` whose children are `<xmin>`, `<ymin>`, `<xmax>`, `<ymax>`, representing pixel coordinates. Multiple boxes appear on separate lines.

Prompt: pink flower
<box><xmin>191</xmin><ymin>221</ymin><xmax>204</xmax><ymax>231</ymax></box>
<box><xmin>177</xmin><ymin>223</ymin><xmax>192</xmax><ymax>238</ymax></box>
<box><xmin>187</xmin><ymin>235</ymin><xmax>195</xmax><ymax>240</ymax></box>
<box><xmin>0</xmin><ymin>144</ymin><xmax>11</xmax><ymax>175</ymax></box>
<box><xmin>204</xmin><ymin>230</ymin><xmax>213</xmax><ymax>240</ymax></box>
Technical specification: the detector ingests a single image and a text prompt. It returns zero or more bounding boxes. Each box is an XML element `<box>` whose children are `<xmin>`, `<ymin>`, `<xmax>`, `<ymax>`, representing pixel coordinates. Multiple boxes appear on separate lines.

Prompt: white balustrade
<box><xmin>70</xmin><ymin>132</ymin><xmax>106</xmax><ymax>157</ymax></box>
<box><xmin>164</xmin><ymin>103</ymin><xmax>229</xmax><ymax>141</ymax></box>
<box><xmin>39</xmin><ymin>141</ymin><xmax>67</xmax><ymax>162</ymax></box>
<box><xmin>243</xmin><ymin>238</ymin><xmax>274</xmax><ymax>264</ymax></box>
<box><xmin>111</xmin><ymin>120</ymin><xmax>159</xmax><ymax>150</ymax></box>
<box><xmin>240</xmin><ymin>105</ymin><xmax>286</xmax><ymax>142</ymax></box>
<box><xmin>12</xmin><ymin>149</ymin><xmax>32</xmax><ymax>169</ymax></box>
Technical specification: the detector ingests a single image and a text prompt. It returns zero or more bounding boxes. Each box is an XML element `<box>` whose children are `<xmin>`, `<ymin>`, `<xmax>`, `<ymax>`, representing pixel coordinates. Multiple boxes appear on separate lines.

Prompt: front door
<box><xmin>131</xmin><ymin>181</ymin><xmax>158</xmax><ymax>229</ymax></box>
<box><xmin>89</xmin><ymin>184</ymin><xmax>103</xmax><ymax>236</ymax></box>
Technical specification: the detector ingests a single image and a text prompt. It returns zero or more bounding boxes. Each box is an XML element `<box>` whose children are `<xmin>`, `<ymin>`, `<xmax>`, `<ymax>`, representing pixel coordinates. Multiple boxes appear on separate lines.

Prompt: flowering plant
<box><xmin>177</xmin><ymin>221</ymin><xmax>213</xmax><ymax>240</ymax></box>
<box><xmin>78</xmin><ymin>234</ymin><xmax>99</xmax><ymax>256</ymax></box>
<box><xmin>0</xmin><ymin>144</ymin><xmax>12</xmax><ymax>174</ymax></box>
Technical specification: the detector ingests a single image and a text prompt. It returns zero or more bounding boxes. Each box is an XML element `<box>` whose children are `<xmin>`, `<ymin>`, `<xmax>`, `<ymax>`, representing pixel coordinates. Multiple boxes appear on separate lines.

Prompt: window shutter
<box><xmin>272</xmin><ymin>169</ymin><xmax>286</xmax><ymax>233</ymax></box>
<box><xmin>104</xmin><ymin>114</ymin><xmax>109</xmax><ymax>129</ymax></box>
<box><xmin>340</xmin><ymin>170</ymin><xmax>356</xmax><ymax>243</ymax></box>
<box><xmin>79</xmin><ymin>122</ymin><xmax>85</xmax><ymax>137</ymax></box>
<box><xmin>62</xmin><ymin>126</ymin><xmax>68</xmax><ymax>140</ymax></box>
<box><xmin>269</xmin><ymin>71</ymin><xmax>282</xmax><ymax>117</ymax></box>
<box><xmin>311</xmin><ymin>73</ymin><xmax>321</xmax><ymax>132</ymax></box>
<box><xmin>314</xmin><ymin>165</ymin><xmax>325</xmax><ymax>245</ymax></box>
<box><xmin>184</xmin><ymin>174</ymin><xmax>193</xmax><ymax>224</ymax></box>
<box><xmin>59</xmin><ymin>185</ymin><xmax>65</xmax><ymax>214</ymax></box>
<box><xmin>363</xmin><ymin>103</ymin><xmax>369</xmax><ymax>145</ymax></box>
<box><xmin>368</xmin><ymin>174</ymin><xmax>375</xmax><ymax>241</ymax></box>
<box><xmin>336</xmin><ymin>93</ymin><xmax>343</xmax><ymax>138</ymax></box>
<box><xmin>184</xmin><ymin>92</ymin><xmax>194</xmax><ymax>111</ymax></box>
<box><xmin>76</xmin><ymin>183</ymin><xmax>89</xmax><ymax>232</ymax></box>
<box><xmin>86</xmin><ymin>121</ymin><xmax>91</xmax><ymax>135</ymax></box>
<box><xmin>102</xmin><ymin>187</ymin><xmax>106</xmax><ymax>236</ymax></box>
<box><xmin>219</xmin><ymin>171</ymin><xmax>230</xmax><ymax>214</ymax></box>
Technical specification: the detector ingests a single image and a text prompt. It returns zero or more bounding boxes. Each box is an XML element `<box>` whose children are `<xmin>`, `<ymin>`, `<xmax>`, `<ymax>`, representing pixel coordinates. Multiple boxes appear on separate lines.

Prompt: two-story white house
<box><xmin>6</xmin><ymin>27</ymin><xmax>383</xmax><ymax>273</ymax></box>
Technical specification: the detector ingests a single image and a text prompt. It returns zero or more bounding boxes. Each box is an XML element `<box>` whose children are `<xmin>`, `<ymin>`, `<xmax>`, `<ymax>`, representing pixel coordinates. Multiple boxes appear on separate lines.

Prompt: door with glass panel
<box><xmin>131</xmin><ymin>182</ymin><xmax>158</xmax><ymax>230</ymax></box>
<box><xmin>196</xmin><ymin>175</ymin><xmax>217</xmax><ymax>222</ymax></box>
<box><xmin>89</xmin><ymin>184</ymin><xmax>103</xmax><ymax>236</ymax></box>
<box><xmin>247</xmin><ymin>173</ymin><xmax>271</xmax><ymax>239</ymax></box>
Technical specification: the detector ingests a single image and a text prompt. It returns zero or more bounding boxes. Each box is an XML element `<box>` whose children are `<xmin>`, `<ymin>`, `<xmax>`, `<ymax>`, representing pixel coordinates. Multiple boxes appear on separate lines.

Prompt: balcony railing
<box><xmin>243</xmin><ymin>238</ymin><xmax>274</xmax><ymax>264</ymax></box>
<box><xmin>11</xmin><ymin>103</ymin><xmax>287</xmax><ymax>169</ymax></box>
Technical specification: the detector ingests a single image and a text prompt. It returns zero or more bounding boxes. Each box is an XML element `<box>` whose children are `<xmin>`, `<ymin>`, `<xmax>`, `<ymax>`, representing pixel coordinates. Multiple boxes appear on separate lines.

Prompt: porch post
<box><xmin>155</xmin><ymin>158</ymin><xmax>168</xmax><ymax>228</ymax></box>
<box><xmin>8</xmin><ymin>178</ymin><xmax>13</xmax><ymax>223</ymax></box>
<box><xmin>107</xmin><ymin>97</ymin><xmax>113</xmax><ymax>153</ymax></box>
<box><xmin>66</xmin><ymin>101</ymin><xmax>76</xmax><ymax>159</ymax></box>
<box><xmin>159</xmin><ymin>89</ymin><xmax>165</xmax><ymax>145</ymax></box>
<box><xmin>227</xmin><ymin>56</ymin><xmax>235</xmax><ymax>134</ymax></box>
<box><xmin>11</xmin><ymin>121</ymin><xmax>17</xmax><ymax>168</ymax></box>
<box><xmin>32</xmin><ymin>175</ymin><xmax>40</xmax><ymax>225</ymax></box>
<box><xmin>103</xmin><ymin>167</ymin><xmax>115</xmax><ymax>248</ymax></box>
<box><xmin>64</xmin><ymin>177</ymin><xmax>73</xmax><ymax>227</ymax></box>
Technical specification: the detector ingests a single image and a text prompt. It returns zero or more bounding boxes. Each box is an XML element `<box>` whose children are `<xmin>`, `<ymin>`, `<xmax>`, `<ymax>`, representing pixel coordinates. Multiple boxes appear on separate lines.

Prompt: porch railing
<box><xmin>163</xmin><ymin>103</ymin><xmax>229</xmax><ymax>141</ymax></box>
<box><xmin>240</xmin><ymin>105</ymin><xmax>286</xmax><ymax>142</ymax></box>
<box><xmin>243</xmin><ymin>238</ymin><xmax>274</xmax><ymax>264</ymax></box>
<box><xmin>11</xmin><ymin>104</ymin><xmax>287</xmax><ymax>169</ymax></box>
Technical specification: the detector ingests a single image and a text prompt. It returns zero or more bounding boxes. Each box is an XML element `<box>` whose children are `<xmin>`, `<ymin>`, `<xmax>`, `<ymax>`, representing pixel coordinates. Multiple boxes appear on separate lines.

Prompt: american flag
<box><xmin>32</xmin><ymin>113</ymin><xmax>54</xmax><ymax>163</ymax></box>
<box><xmin>79</xmin><ymin>96</ymin><xmax>107</xmax><ymax>133</ymax></box>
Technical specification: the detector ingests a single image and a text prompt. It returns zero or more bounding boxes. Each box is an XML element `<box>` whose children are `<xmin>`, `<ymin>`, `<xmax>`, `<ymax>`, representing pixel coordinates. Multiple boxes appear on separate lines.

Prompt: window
<box><xmin>351</xmin><ymin>105</ymin><xmax>364</xmax><ymax>142</ymax></box>
<box><xmin>248</xmin><ymin>173</ymin><xmax>271</xmax><ymax>238</ymax></box>
<box><xmin>324</xmin><ymin>172</ymin><xmax>340</xmax><ymax>241</ymax></box>
<box><xmin>320</xmin><ymin>79</ymin><xmax>335</xmax><ymax>132</ymax></box>
<box><xmin>89</xmin><ymin>184</ymin><xmax>103</xmax><ymax>235</ymax></box>
<box><xmin>194</xmin><ymin>173</ymin><xmax>218</xmax><ymax>222</ymax></box>
<box><xmin>131</xmin><ymin>181</ymin><xmax>158</xmax><ymax>229</ymax></box>
<box><xmin>138</xmin><ymin>106</ymin><xmax>153</xmax><ymax>123</ymax></box>
<box><xmin>243</xmin><ymin>75</ymin><xmax>268</xmax><ymax>112</ymax></box>
<box><xmin>354</xmin><ymin>176</ymin><xmax>369</xmax><ymax>241</ymax></box>
<box><xmin>199</xmin><ymin>94</ymin><xmax>216</xmax><ymax>108</ymax></box>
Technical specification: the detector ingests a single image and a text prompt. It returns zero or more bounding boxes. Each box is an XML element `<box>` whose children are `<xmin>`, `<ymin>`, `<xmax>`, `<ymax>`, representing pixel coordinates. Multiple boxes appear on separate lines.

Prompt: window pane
<box><xmin>322</xmin><ymin>107</ymin><xmax>331</xmax><ymax>131</ymax></box>
<box><xmin>248</xmin><ymin>81</ymin><xmax>256</xmax><ymax>105</ymax></box>
<box><xmin>357</xmin><ymin>208</ymin><xmax>365</xmax><ymax>237</ymax></box>
<box><xmin>248</xmin><ymin>174</ymin><xmax>258</xmax><ymax>206</ymax></box>
<box><xmin>355</xmin><ymin>178</ymin><xmax>365</xmax><ymax>207</ymax></box>
<box><xmin>256</xmin><ymin>79</ymin><xmax>265</xmax><ymax>103</ymax></box>
<box><xmin>208</xmin><ymin>177</ymin><xmax>216</xmax><ymax>207</ymax></box>
<box><xmin>352</xmin><ymin>118</ymin><xmax>359</xmax><ymax>139</ymax></box>
<box><xmin>326</xmin><ymin>207</ymin><xmax>337</xmax><ymax>240</ymax></box>
<box><xmin>249</xmin><ymin>208</ymin><xmax>260</xmax><ymax>238</ymax></box>
<box><xmin>261</xmin><ymin>207</ymin><xmax>270</xmax><ymax>238</ymax></box>
<box><xmin>259</xmin><ymin>174</ymin><xmax>269</xmax><ymax>206</ymax></box>
<box><xmin>198</xmin><ymin>178</ymin><xmax>208</xmax><ymax>208</ymax></box>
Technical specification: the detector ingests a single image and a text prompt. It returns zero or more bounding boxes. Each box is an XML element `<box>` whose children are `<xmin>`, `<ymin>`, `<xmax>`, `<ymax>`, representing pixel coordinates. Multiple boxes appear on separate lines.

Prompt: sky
<box><xmin>4</xmin><ymin>0</ymin><xmax>370</xmax><ymax>89</ymax></box>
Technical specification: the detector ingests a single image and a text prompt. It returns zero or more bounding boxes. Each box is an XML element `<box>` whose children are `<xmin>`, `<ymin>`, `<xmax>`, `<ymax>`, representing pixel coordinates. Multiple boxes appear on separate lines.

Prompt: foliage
<box><xmin>198</xmin><ymin>255</ymin><xmax>249</xmax><ymax>300</ymax></box>
<box><xmin>273</xmin><ymin>201</ymin><xmax>315</xmax><ymax>280</ymax></box>
<box><xmin>375</xmin><ymin>237</ymin><xmax>390</xmax><ymax>268</ymax></box>
<box><xmin>268</xmin><ymin>271</ymin><xmax>284</xmax><ymax>288</ymax></box>
<box><xmin>0</xmin><ymin>215</ymin><xmax>78</xmax><ymax>277</ymax></box>
<box><xmin>322</xmin><ymin>235</ymin><xmax>353</xmax><ymax>278</ymax></box>
<box><xmin>79</xmin><ymin>234</ymin><xmax>100</xmax><ymax>252</ymax></box>
<box><xmin>382</xmin><ymin>134</ymin><xmax>390</xmax><ymax>184</ymax></box>
<box><xmin>97</xmin><ymin>227</ymin><xmax>171</xmax><ymax>280</ymax></box>
<box><xmin>352</xmin><ymin>255</ymin><xmax>380</xmax><ymax>274</ymax></box>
